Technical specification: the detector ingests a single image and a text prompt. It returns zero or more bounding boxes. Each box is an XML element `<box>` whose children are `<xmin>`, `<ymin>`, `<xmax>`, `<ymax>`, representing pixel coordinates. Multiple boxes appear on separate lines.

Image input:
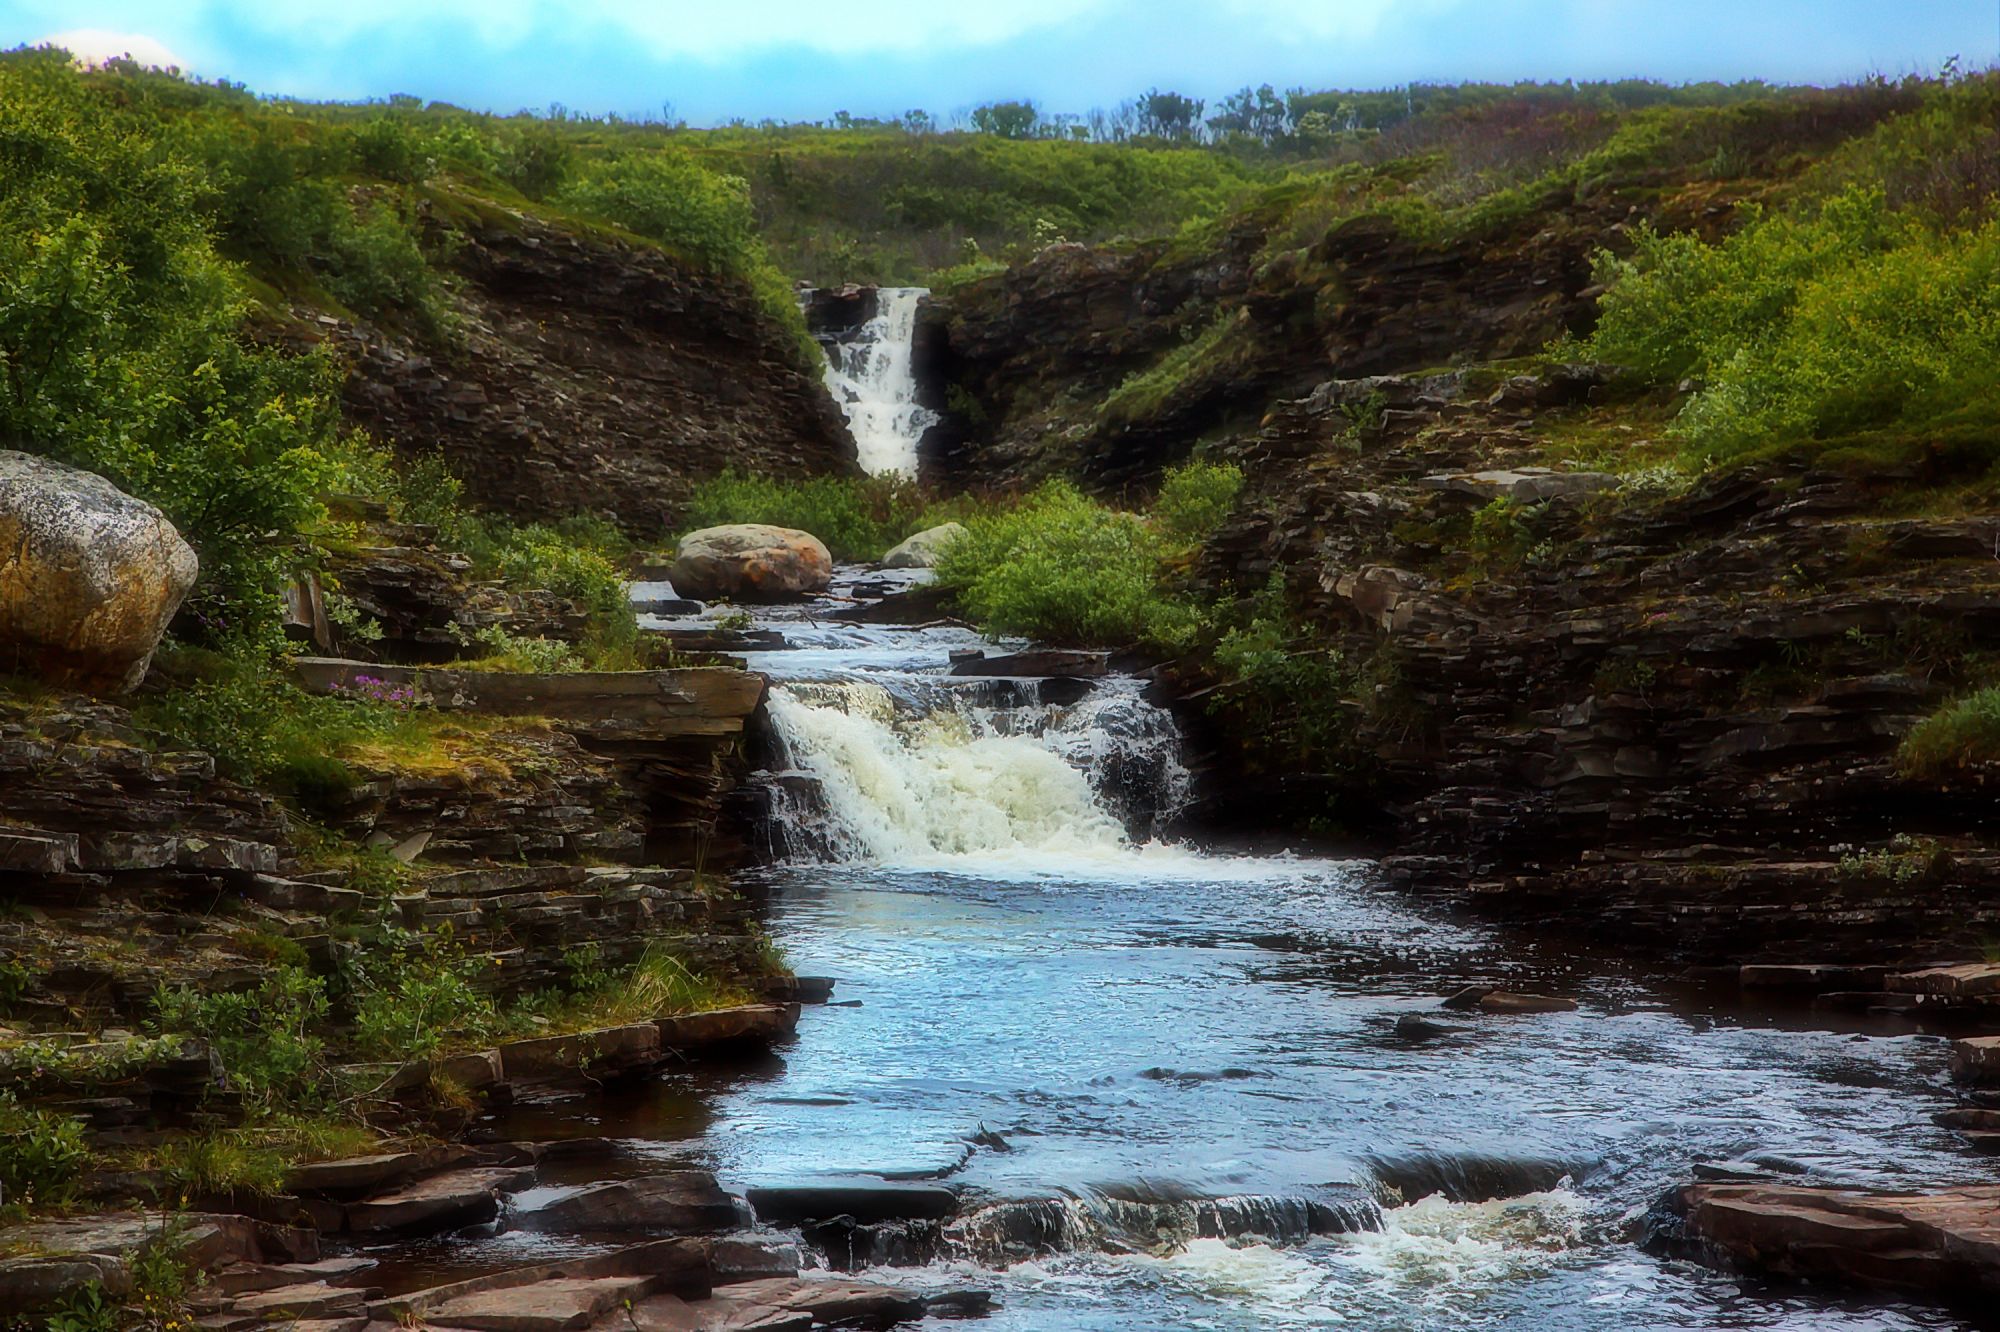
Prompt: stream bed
<box><xmin>564</xmin><ymin>576</ymin><xmax>1991</xmax><ymax>1329</ymax></box>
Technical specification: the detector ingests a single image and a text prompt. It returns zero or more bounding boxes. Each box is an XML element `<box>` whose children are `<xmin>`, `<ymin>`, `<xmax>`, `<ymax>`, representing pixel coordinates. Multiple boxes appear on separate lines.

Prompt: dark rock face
<box><xmin>1170</xmin><ymin>368</ymin><xmax>2000</xmax><ymax>960</ymax></box>
<box><xmin>803</xmin><ymin>283</ymin><xmax>880</xmax><ymax>342</ymax></box>
<box><xmin>921</xmin><ymin>200</ymin><xmax>1605</xmax><ymax>495</ymax></box>
<box><xmin>333</xmin><ymin>211</ymin><xmax>857</xmax><ymax>533</ymax></box>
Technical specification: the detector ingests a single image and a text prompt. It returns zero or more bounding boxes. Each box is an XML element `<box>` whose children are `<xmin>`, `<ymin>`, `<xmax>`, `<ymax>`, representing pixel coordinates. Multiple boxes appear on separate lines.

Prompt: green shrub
<box><xmin>934</xmin><ymin>480</ymin><xmax>1198</xmax><ymax>647</ymax></box>
<box><xmin>43</xmin><ymin>1283</ymin><xmax>118</xmax><ymax>1332</ymax></box>
<box><xmin>1154</xmin><ymin>461</ymin><xmax>1244</xmax><ymax>544</ymax></box>
<box><xmin>679</xmin><ymin>471</ymin><xmax>930</xmax><ymax>561</ymax></box>
<box><xmin>351</xmin><ymin>936</ymin><xmax>499</xmax><ymax>1059</ymax></box>
<box><xmin>0</xmin><ymin>1090</ymin><xmax>89</xmax><ymax>1209</ymax></box>
<box><xmin>1585</xmin><ymin>186</ymin><xmax>2000</xmax><ymax>463</ymax></box>
<box><xmin>1207</xmin><ymin>574</ymin><xmax>1355</xmax><ymax>763</ymax></box>
<box><xmin>557</xmin><ymin>153</ymin><xmax>814</xmax><ymax>364</ymax></box>
<box><xmin>135</xmin><ymin>651</ymin><xmax>391</xmax><ymax>796</ymax></box>
<box><xmin>459</xmin><ymin>519</ymin><xmax>638</xmax><ymax>662</ymax></box>
<box><xmin>0</xmin><ymin>51</ymin><xmax>360</xmax><ymax>631</ymax></box>
<box><xmin>151</xmin><ymin>966</ymin><xmax>331</xmax><ymax>1112</ymax></box>
<box><xmin>1899</xmin><ymin>687</ymin><xmax>2000</xmax><ymax>778</ymax></box>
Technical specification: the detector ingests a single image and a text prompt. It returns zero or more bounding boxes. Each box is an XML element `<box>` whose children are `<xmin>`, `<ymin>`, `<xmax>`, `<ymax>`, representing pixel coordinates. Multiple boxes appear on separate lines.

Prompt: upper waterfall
<box><xmin>816</xmin><ymin>287</ymin><xmax>938</xmax><ymax>476</ymax></box>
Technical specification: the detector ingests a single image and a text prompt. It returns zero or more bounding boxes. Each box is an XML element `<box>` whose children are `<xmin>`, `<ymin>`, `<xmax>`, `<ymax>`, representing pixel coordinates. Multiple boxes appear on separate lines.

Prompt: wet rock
<box><xmin>1889</xmin><ymin>963</ymin><xmax>2000</xmax><ymax>997</ymax></box>
<box><xmin>1476</xmin><ymin>992</ymin><xmax>1579</xmax><ymax>1014</ymax></box>
<box><xmin>670</xmin><ymin>526</ymin><xmax>833</xmax><ymax>602</ymax></box>
<box><xmin>881</xmin><ymin>522</ymin><xmax>966</xmax><ymax>569</ymax></box>
<box><xmin>1740</xmin><ymin>964</ymin><xmax>1888</xmax><ymax>991</ymax></box>
<box><xmin>228</xmin><ymin>1281</ymin><xmax>370</xmax><ymax>1320</ymax></box>
<box><xmin>949</xmin><ymin>648</ymin><xmax>1109</xmax><ymax>678</ymax></box>
<box><xmin>1393</xmin><ymin>1013</ymin><xmax>1465</xmax><ymax>1041</ymax></box>
<box><xmin>343</xmin><ymin>1166</ymin><xmax>533</xmax><ymax>1234</ymax></box>
<box><xmin>1438</xmin><ymin>986</ymin><xmax>1577</xmax><ymax>1014</ymax></box>
<box><xmin>1952</xmin><ymin>1036</ymin><xmax>2000</xmax><ymax>1086</ymax></box>
<box><xmin>286</xmin><ymin>1148</ymin><xmax>474</xmax><ymax>1200</ymax></box>
<box><xmin>1365</xmin><ymin>1153</ymin><xmax>1580</xmax><ymax>1203</ymax></box>
<box><xmin>657</xmin><ymin>1003</ymin><xmax>801</xmax><ymax>1051</ymax></box>
<box><xmin>0</xmin><ymin>451</ymin><xmax>199</xmax><ymax>693</ymax></box>
<box><xmin>744</xmin><ymin>1181</ymin><xmax>960</xmax><ymax>1225</ymax></box>
<box><xmin>761</xmin><ymin>975</ymin><xmax>836</xmax><ymax>1005</ymax></box>
<box><xmin>423</xmin><ymin>1274</ymin><xmax>654</xmax><ymax>1331</ymax></box>
<box><xmin>519</xmin><ymin>1172</ymin><xmax>740</xmax><ymax>1234</ymax></box>
<box><xmin>1657</xmin><ymin>1181</ymin><xmax>2000</xmax><ymax>1305</ymax></box>
<box><xmin>371</xmin><ymin>1238</ymin><xmax>710</xmax><ymax>1324</ymax></box>
<box><xmin>698</xmin><ymin>1276</ymin><xmax>932</xmax><ymax>1329</ymax></box>
<box><xmin>500</xmin><ymin>1023</ymin><xmax>662</xmax><ymax>1082</ymax></box>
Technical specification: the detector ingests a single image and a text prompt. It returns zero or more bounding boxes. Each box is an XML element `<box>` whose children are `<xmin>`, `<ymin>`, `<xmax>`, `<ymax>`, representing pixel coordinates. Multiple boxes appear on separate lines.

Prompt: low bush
<box><xmin>0</xmin><ymin>1090</ymin><xmax>88</xmax><ymax>1209</ymax></box>
<box><xmin>350</xmin><ymin>935</ymin><xmax>500</xmax><ymax>1060</ymax></box>
<box><xmin>1899</xmin><ymin>687</ymin><xmax>2000</xmax><ymax>778</ymax></box>
<box><xmin>1153</xmin><ymin>460</ymin><xmax>1244</xmax><ymax>545</ymax></box>
<box><xmin>151</xmin><ymin>966</ymin><xmax>331</xmax><ymax>1112</ymax></box>
<box><xmin>1585</xmin><ymin>186</ymin><xmax>2000</xmax><ymax>464</ymax></box>
<box><xmin>1101</xmin><ymin>311</ymin><xmax>1247</xmax><ymax>424</ymax></box>
<box><xmin>557</xmin><ymin>152</ymin><xmax>814</xmax><ymax>365</ymax></box>
<box><xmin>136</xmin><ymin>649</ymin><xmax>397</xmax><ymax>798</ymax></box>
<box><xmin>1206</xmin><ymin>574</ymin><xmax>1356</xmax><ymax>764</ymax></box>
<box><xmin>934</xmin><ymin>480</ymin><xmax>1199</xmax><ymax>647</ymax></box>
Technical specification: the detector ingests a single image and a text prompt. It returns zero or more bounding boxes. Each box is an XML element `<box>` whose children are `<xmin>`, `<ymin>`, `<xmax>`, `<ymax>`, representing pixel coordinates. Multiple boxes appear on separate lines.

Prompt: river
<box><xmin>606</xmin><ymin>578</ymin><xmax>1983</xmax><ymax>1330</ymax></box>
<box><xmin>353</xmin><ymin>293</ymin><xmax>1991</xmax><ymax>1329</ymax></box>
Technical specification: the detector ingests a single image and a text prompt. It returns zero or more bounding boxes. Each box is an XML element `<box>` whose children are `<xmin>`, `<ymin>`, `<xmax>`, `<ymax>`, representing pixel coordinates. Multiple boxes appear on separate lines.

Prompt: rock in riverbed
<box><xmin>670</xmin><ymin>525</ymin><xmax>832</xmax><ymax>601</ymax></box>
<box><xmin>882</xmin><ymin>522</ymin><xmax>965</xmax><ymax>569</ymax></box>
<box><xmin>1439</xmin><ymin>986</ymin><xmax>1579</xmax><ymax>1014</ymax></box>
<box><xmin>519</xmin><ymin>1171</ymin><xmax>741</xmax><ymax>1233</ymax></box>
<box><xmin>1655</xmin><ymin>1181</ymin><xmax>2000</xmax><ymax>1306</ymax></box>
<box><xmin>0</xmin><ymin>450</ymin><xmax>198</xmax><ymax>692</ymax></box>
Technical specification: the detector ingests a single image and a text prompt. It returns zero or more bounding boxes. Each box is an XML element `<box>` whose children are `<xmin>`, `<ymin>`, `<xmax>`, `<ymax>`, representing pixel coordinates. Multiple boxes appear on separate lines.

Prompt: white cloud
<box><xmin>39</xmin><ymin>27</ymin><xmax>189</xmax><ymax>70</ymax></box>
<box><xmin>83</xmin><ymin>0</ymin><xmax>1109</xmax><ymax>56</ymax></box>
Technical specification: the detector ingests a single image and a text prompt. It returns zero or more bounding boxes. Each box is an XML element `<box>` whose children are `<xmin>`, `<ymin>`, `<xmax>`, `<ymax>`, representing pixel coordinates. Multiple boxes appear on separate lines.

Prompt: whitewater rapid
<box><xmin>817</xmin><ymin>286</ymin><xmax>937</xmax><ymax>476</ymax></box>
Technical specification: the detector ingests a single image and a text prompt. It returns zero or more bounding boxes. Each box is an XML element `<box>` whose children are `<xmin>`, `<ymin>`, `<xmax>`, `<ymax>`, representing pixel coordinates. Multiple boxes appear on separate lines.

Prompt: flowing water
<box><xmin>571</xmin><ymin>577</ymin><xmax>1989</xmax><ymax>1330</ymax></box>
<box><xmin>359</xmin><ymin>296</ymin><xmax>1992</xmax><ymax>1326</ymax></box>
<box><xmin>816</xmin><ymin>287</ymin><xmax>938</xmax><ymax>476</ymax></box>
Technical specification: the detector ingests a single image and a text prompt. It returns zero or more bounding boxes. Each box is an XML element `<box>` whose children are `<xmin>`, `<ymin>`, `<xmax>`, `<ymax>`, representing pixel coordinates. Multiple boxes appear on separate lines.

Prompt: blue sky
<box><xmin>7</xmin><ymin>1</ymin><xmax>1999</xmax><ymax>124</ymax></box>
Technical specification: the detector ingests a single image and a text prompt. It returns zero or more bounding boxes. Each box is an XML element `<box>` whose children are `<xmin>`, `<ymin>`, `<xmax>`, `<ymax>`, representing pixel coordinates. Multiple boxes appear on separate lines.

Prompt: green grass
<box><xmin>1899</xmin><ymin>687</ymin><xmax>2000</xmax><ymax>778</ymax></box>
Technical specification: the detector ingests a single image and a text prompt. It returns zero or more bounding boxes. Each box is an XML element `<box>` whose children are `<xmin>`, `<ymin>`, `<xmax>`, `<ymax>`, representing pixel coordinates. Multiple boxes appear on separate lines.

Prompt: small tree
<box><xmin>971</xmin><ymin>100</ymin><xmax>1040</xmax><ymax>139</ymax></box>
<box><xmin>1137</xmin><ymin>88</ymin><xmax>1206</xmax><ymax>142</ymax></box>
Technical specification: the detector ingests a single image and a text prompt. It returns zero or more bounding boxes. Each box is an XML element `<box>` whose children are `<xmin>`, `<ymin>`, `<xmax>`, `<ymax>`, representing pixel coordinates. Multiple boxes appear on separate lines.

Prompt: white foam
<box><xmin>764</xmin><ymin>680</ymin><xmax>1353</xmax><ymax>882</ymax></box>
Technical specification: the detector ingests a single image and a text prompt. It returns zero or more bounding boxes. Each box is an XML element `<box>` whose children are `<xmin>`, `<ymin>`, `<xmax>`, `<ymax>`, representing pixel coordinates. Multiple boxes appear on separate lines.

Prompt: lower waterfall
<box><xmin>758</xmin><ymin>675</ymin><xmax>1192</xmax><ymax>869</ymax></box>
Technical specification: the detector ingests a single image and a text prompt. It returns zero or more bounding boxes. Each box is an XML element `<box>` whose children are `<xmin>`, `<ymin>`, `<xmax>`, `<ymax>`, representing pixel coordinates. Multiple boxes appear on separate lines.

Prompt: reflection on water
<box><xmin>433</xmin><ymin>859</ymin><xmax>1982</xmax><ymax>1330</ymax></box>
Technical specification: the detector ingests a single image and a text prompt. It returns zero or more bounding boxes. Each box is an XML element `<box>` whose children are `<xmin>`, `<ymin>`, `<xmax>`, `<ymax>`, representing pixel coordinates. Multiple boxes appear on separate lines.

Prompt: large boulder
<box><xmin>882</xmin><ymin>521</ymin><xmax>966</xmax><ymax>569</ymax></box>
<box><xmin>0</xmin><ymin>451</ymin><xmax>197</xmax><ymax>693</ymax></box>
<box><xmin>670</xmin><ymin>524</ymin><xmax>831</xmax><ymax>601</ymax></box>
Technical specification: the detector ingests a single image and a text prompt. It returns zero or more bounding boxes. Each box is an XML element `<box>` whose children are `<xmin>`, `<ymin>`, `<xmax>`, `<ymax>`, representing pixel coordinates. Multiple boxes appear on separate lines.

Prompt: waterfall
<box><xmin>818</xmin><ymin>287</ymin><xmax>938</xmax><ymax>476</ymax></box>
<box><xmin>757</xmin><ymin>676</ymin><xmax>1192</xmax><ymax>871</ymax></box>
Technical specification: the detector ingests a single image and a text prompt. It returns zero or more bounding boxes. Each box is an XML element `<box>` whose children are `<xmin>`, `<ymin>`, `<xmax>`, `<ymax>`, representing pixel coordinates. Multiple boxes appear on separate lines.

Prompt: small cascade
<box><xmin>757</xmin><ymin>676</ymin><xmax>1191</xmax><ymax>868</ymax></box>
<box><xmin>816</xmin><ymin>287</ymin><xmax>938</xmax><ymax>476</ymax></box>
<box><xmin>799</xmin><ymin>1190</ymin><xmax>1386</xmax><ymax>1273</ymax></box>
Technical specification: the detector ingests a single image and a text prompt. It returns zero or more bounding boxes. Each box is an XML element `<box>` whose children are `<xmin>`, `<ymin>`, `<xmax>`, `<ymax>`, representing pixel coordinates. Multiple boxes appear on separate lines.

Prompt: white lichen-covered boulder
<box><xmin>882</xmin><ymin>521</ymin><xmax>966</xmax><ymax>570</ymax></box>
<box><xmin>670</xmin><ymin>524</ymin><xmax>832</xmax><ymax>601</ymax></box>
<box><xmin>0</xmin><ymin>451</ymin><xmax>198</xmax><ymax>693</ymax></box>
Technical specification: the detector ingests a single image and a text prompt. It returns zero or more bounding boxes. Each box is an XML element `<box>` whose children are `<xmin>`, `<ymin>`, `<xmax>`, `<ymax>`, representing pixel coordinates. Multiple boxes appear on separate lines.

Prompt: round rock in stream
<box><xmin>670</xmin><ymin>524</ymin><xmax>833</xmax><ymax>601</ymax></box>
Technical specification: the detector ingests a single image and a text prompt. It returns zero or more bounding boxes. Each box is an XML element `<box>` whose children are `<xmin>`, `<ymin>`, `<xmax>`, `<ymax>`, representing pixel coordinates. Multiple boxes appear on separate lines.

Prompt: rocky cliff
<box><xmin>318</xmin><ymin>207</ymin><xmax>857</xmax><ymax>535</ymax></box>
<box><xmin>915</xmin><ymin>141</ymin><xmax>2000</xmax><ymax>965</ymax></box>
